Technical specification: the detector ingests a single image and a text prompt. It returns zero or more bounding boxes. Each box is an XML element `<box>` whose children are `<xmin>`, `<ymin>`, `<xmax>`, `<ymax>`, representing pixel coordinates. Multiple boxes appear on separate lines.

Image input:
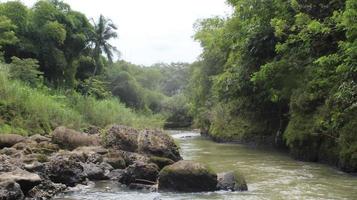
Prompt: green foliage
<box><xmin>9</xmin><ymin>56</ymin><xmax>43</xmax><ymax>87</ymax></box>
<box><xmin>42</xmin><ymin>21</ymin><xmax>66</xmax><ymax>44</ymax></box>
<box><xmin>0</xmin><ymin>16</ymin><xmax>18</xmax><ymax>48</ymax></box>
<box><xmin>188</xmin><ymin>0</ymin><xmax>357</xmax><ymax>172</ymax></box>
<box><xmin>0</xmin><ymin>65</ymin><xmax>163</xmax><ymax>135</ymax></box>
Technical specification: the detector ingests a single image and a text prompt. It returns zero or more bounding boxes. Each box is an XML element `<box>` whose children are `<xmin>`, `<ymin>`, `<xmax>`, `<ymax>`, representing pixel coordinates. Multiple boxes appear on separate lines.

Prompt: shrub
<box><xmin>0</xmin><ymin>65</ymin><xmax>164</xmax><ymax>135</ymax></box>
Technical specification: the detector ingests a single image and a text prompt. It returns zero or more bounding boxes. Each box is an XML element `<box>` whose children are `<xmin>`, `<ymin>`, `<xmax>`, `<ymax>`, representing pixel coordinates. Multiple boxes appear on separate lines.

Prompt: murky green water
<box><xmin>56</xmin><ymin>130</ymin><xmax>357</xmax><ymax>200</ymax></box>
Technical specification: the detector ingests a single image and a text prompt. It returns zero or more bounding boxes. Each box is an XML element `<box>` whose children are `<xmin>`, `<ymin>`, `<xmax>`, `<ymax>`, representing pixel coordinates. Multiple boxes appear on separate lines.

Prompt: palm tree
<box><xmin>86</xmin><ymin>15</ymin><xmax>119</xmax><ymax>96</ymax></box>
<box><xmin>91</xmin><ymin>14</ymin><xmax>119</xmax><ymax>76</ymax></box>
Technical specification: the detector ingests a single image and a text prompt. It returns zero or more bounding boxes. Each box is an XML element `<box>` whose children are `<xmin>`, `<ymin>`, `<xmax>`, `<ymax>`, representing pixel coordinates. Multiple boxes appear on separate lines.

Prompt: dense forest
<box><xmin>187</xmin><ymin>0</ymin><xmax>356</xmax><ymax>173</ymax></box>
<box><xmin>0</xmin><ymin>0</ymin><xmax>191</xmax><ymax>135</ymax></box>
<box><xmin>0</xmin><ymin>0</ymin><xmax>356</xmax><ymax>174</ymax></box>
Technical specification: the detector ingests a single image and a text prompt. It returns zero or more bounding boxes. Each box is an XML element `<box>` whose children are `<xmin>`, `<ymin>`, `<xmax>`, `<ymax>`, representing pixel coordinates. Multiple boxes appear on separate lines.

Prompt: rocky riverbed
<box><xmin>0</xmin><ymin>126</ymin><xmax>247</xmax><ymax>199</ymax></box>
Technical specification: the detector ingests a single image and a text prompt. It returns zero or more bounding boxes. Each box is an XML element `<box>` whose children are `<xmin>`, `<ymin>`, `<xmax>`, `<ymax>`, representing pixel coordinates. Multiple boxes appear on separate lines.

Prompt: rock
<box><xmin>83</xmin><ymin>126</ymin><xmax>102</xmax><ymax>135</ymax></box>
<box><xmin>107</xmin><ymin>169</ymin><xmax>125</xmax><ymax>180</ymax></box>
<box><xmin>103</xmin><ymin>151</ymin><xmax>126</xmax><ymax>169</ymax></box>
<box><xmin>30</xmin><ymin>141</ymin><xmax>60</xmax><ymax>155</ymax></box>
<box><xmin>121</xmin><ymin>151</ymin><xmax>149</xmax><ymax>166</ymax></box>
<box><xmin>149</xmin><ymin>156</ymin><xmax>175</xmax><ymax>170</ymax></box>
<box><xmin>27</xmin><ymin>180</ymin><xmax>66</xmax><ymax>199</ymax></box>
<box><xmin>29</xmin><ymin>134</ymin><xmax>51</xmax><ymax>143</ymax></box>
<box><xmin>0</xmin><ymin>155</ymin><xmax>18</xmax><ymax>172</ymax></box>
<box><xmin>217</xmin><ymin>171</ymin><xmax>248</xmax><ymax>191</ymax></box>
<box><xmin>137</xmin><ymin>129</ymin><xmax>181</xmax><ymax>161</ymax></box>
<box><xmin>0</xmin><ymin>169</ymin><xmax>42</xmax><ymax>194</ymax></box>
<box><xmin>0</xmin><ymin>181</ymin><xmax>24</xmax><ymax>200</ymax></box>
<box><xmin>104</xmin><ymin>125</ymin><xmax>140</xmax><ymax>152</ymax></box>
<box><xmin>0</xmin><ymin>148</ymin><xmax>19</xmax><ymax>156</ymax></box>
<box><xmin>0</xmin><ymin>134</ymin><xmax>25</xmax><ymax>149</ymax></box>
<box><xmin>24</xmin><ymin>162</ymin><xmax>46</xmax><ymax>177</ymax></box>
<box><xmin>104</xmin><ymin>125</ymin><xmax>181</xmax><ymax>161</ymax></box>
<box><xmin>72</xmin><ymin>146</ymin><xmax>107</xmax><ymax>164</ymax></box>
<box><xmin>45</xmin><ymin>155</ymin><xmax>85</xmax><ymax>187</ymax></box>
<box><xmin>51</xmin><ymin>126</ymin><xmax>100</xmax><ymax>150</ymax></box>
<box><xmin>82</xmin><ymin>163</ymin><xmax>107</xmax><ymax>180</ymax></box>
<box><xmin>158</xmin><ymin>161</ymin><xmax>217</xmax><ymax>192</ymax></box>
<box><xmin>120</xmin><ymin>162</ymin><xmax>159</xmax><ymax>185</ymax></box>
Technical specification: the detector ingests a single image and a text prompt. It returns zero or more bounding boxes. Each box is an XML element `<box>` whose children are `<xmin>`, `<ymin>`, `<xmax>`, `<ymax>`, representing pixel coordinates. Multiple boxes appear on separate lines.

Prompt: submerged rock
<box><xmin>158</xmin><ymin>160</ymin><xmax>217</xmax><ymax>192</ymax></box>
<box><xmin>0</xmin><ymin>181</ymin><xmax>24</xmax><ymax>200</ymax></box>
<box><xmin>217</xmin><ymin>171</ymin><xmax>248</xmax><ymax>191</ymax></box>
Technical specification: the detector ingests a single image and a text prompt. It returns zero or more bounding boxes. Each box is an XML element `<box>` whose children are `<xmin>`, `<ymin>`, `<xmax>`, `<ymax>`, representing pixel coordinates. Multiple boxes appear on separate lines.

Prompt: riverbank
<box><xmin>200</xmin><ymin>128</ymin><xmax>357</xmax><ymax>174</ymax></box>
<box><xmin>55</xmin><ymin>130</ymin><xmax>357</xmax><ymax>200</ymax></box>
<box><xmin>0</xmin><ymin>127</ymin><xmax>247</xmax><ymax>199</ymax></box>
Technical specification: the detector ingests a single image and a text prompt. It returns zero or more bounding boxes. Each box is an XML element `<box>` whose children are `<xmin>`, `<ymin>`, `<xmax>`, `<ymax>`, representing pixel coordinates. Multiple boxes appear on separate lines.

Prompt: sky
<box><xmin>20</xmin><ymin>0</ymin><xmax>232</xmax><ymax>66</ymax></box>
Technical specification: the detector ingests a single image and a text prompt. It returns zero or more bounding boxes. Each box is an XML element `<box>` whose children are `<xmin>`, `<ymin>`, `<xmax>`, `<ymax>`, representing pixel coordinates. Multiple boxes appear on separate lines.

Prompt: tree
<box><xmin>0</xmin><ymin>16</ymin><xmax>18</xmax><ymax>49</ymax></box>
<box><xmin>90</xmin><ymin>14</ymin><xmax>119</xmax><ymax>76</ymax></box>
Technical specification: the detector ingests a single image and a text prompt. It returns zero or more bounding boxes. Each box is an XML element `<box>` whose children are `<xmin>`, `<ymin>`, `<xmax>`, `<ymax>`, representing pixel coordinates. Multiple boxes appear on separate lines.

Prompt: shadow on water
<box><xmin>56</xmin><ymin>130</ymin><xmax>357</xmax><ymax>200</ymax></box>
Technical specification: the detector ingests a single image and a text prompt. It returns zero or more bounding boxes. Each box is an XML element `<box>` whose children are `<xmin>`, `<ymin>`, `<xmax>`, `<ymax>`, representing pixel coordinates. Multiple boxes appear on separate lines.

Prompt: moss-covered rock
<box><xmin>149</xmin><ymin>156</ymin><xmax>174</xmax><ymax>170</ymax></box>
<box><xmin>158</xmin><ymin>160</ymin><xmax>217</xmax><ymax>192</ymax></box>
<box><xmin>103</xmin><ymin>150</ymin><xmax>126</xmax><ymax>169</ymax></box>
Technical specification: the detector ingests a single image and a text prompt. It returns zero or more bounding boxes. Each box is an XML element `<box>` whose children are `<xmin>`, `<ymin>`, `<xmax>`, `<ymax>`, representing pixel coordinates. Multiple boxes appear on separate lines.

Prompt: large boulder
<box><xmin>158</xmin><ymin>161</ymin><xmax>217</xmax><ymax>192</ymax></box>
<box><xmin>52</xmin><ymin>126</ymin><xmax>100</xmax><ymax>150</ymax></box>
<box><xmin>104</xmin><ymin>125</ymin><xmax>140</xmax><ymax>152</ymax></box>
<box><xmin>120</xmin><ymin>162</ymin><xmax>159</xmax><ymax>185</ymax></box>
<box><xmin>216</xmin><ymin>171</ymin><xmax>248</xmax><ymax>191</ymax></box>
<box><xmin>137</xmin><ymin>129</ymin><xmax>181</xmax><ymax>161</ymax></box>
<box><xmin>104</xmin><ymin>126</ymin><xmax>182</xmax><ymax>161</ymax></box>
<box><xmin>0</xmin><ymin>134</ymin><xmax>25</xmax><ymax>149</ymax></box>
<box><xmin>0</xmin><ymin>169</ymin><xmax>42</xmax><ymax>194</ymax></box>
<box><xmin>0</xmin><ymin>181</ymin><xmax>24</xmax><ymax>200</ymax></box>
<box><xmin>45</xmin><ymin>154</ymin><xmax>85</xmax><ymax>187</ymax></box>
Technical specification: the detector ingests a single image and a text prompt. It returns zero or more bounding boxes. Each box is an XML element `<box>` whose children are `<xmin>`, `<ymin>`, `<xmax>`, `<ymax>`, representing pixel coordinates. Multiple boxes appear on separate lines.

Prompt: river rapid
<box><xmin>55</xmin><ymin>130</ymin><xmax>357</xmax><ymax>200</ymax></box>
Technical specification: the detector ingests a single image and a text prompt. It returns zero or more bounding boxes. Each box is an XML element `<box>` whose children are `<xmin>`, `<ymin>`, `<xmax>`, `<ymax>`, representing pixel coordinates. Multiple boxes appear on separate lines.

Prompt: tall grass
<box><xmin>0</xmin><ymin>65</ymin><xmax>164</xmax><ymax>136</ymax></box>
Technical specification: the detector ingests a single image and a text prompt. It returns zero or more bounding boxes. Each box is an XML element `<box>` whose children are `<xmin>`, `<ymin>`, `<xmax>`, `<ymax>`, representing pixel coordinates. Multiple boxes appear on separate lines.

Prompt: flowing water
<box><xmin>55</xmin><ymin>130</ymin><xmax>357</xmax><ymax>200</ymax></box>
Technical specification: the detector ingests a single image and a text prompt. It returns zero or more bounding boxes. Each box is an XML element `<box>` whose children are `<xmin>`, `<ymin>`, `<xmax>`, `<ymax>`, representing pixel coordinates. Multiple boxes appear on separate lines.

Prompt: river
<box><xmin>55</xmin><ymin>130</ymin><xmax>357</xmax><ymax>200</ymax></box>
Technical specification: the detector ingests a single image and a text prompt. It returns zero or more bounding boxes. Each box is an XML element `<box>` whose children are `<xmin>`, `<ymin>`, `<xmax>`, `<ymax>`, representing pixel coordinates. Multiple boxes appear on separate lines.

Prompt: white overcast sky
<box><xmin>19</xmin><ymin>0</ymin><xmax>232</xmax><ymax>65</ymax></box>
